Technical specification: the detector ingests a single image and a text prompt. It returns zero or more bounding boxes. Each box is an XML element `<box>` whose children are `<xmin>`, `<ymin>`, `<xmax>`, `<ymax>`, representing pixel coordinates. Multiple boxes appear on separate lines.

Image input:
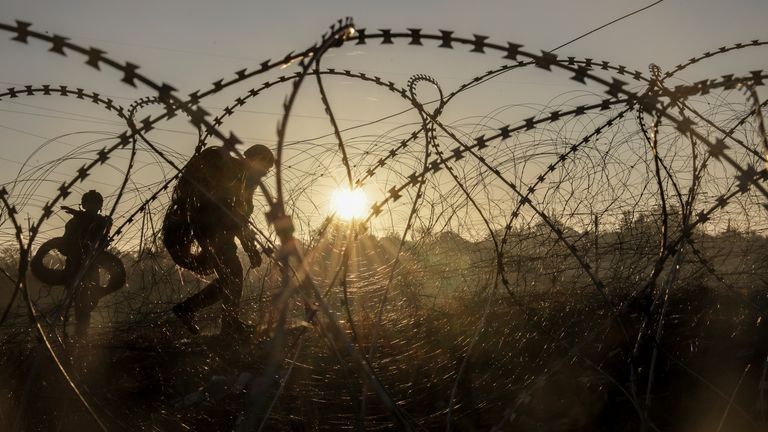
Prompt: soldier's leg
<box><xmin>215</xmin><ymin>236</ymin><xmax>243</xmax><ymax>324</ymax></box>
<box><xmin>174</xmin><ymin>232</ymin><xmax>226</xmax><ymax>314</ymax></box>
<box><xmin>173</xmin><ymin>225</ymin><xmax>244</xmax><ymax>335</ymax></box>
<box><xmin>65</xmin><ymin>256</ymin><xmax>93</xmax><ymax>339</ymax></box>
<box><xmin>173</xmin><ymin>235</ymin><xmax>240</xmax><ymax>335</ymax></box>
<box><xmin>74</xmin><ymin>281</ymin><xmax>92</xmax><ymax>339</ymax></box>
<box><xmin>176</xmin><ymin>279</ymin><xmax>223</xmax><ymax>313</ymax></box>
<box><xmin>182</xmin><ymin>233</ymin><xmax>245</xmax><ymax>336</ymax></box>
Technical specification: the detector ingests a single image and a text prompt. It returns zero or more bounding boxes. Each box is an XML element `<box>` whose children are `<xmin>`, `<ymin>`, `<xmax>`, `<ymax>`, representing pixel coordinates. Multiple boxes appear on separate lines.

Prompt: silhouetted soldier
<box><xmin>59</xmin><ymin>190</ymin><xmax>114</xmax><ymax>338</ymax></box>
<box><xmin>168</xmin><ymin>144</ymin><xmax>274</xmax><ymax>336</ymax></box>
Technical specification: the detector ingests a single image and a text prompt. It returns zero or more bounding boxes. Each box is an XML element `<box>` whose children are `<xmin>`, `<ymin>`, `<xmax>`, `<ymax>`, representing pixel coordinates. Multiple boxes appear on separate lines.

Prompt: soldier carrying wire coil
<box><xmin>164</xmin><ymin>144</ymin><xmax>274</xmax><ymax>336</ymax></box>
<box><xmin>31</xmin><ymin>190</ymin><xmax>126</xmax><ymax>339</ymax></box>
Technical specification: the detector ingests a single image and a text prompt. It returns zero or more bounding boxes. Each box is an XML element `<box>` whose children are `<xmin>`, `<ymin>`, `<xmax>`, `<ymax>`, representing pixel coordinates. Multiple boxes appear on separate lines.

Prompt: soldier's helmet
<box><xmin>81</xmin><ymin>190</ymin><xmax>104</xmax><ymax>212</ymax></box>
<box><xmin>243</xmin><ymin>144</ymin><xmax>275</xmax><ymax>174</ymax></box>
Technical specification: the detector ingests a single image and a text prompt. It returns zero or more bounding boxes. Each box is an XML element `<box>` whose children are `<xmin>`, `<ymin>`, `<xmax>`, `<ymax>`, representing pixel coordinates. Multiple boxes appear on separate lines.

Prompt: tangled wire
<box><xmin>1</xmin><ymin>18</ymin><xmax>768</xmax><ymax>431</ymax></box>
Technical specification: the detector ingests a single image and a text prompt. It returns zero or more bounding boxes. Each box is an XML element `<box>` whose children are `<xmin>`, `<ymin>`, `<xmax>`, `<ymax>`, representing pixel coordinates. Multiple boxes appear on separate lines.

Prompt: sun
<box><xmin>331</xmin><ymin>187</ymin><xmax>369</xmax><ymax>220</ymax></box>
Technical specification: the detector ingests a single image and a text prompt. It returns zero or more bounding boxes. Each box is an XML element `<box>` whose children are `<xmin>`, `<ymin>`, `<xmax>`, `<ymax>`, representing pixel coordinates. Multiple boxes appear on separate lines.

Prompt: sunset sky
<box><xmin>1</xmin><ymin>0</ymin><xmax>767</xmax><ymax>243</ymax></box>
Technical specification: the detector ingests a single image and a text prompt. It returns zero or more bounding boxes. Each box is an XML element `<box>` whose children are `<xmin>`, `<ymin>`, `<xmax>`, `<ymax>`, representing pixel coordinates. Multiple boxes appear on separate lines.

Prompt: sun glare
<box><xmin>331</xmin><ymin>187</ymin><xmax>369</xmax><ymax>220</ymax></box>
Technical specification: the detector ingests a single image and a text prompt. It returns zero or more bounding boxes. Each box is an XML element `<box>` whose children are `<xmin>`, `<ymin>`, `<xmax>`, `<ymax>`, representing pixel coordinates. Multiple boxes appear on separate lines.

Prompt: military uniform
<box><xmin>173</xmin><ymin>147</ymin><xmax>262</xmax><ymax>331</ymax></box>
<box><xmin>60</xmin><ymin>209</ymin><xmax>112</xmax><ymax>337</ymax></box>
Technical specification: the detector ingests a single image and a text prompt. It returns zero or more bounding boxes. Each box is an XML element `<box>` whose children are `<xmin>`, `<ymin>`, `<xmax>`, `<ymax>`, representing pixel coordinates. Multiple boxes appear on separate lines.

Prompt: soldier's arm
<box><xmin>99</xmin><ymin>216</ymin><xmax>113</xmax><ymax>247</ymax></box>
<box><xmin>236</xmin><ymin>222</ymin><xmax>262</xmax><ymax>268</ymax></box>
